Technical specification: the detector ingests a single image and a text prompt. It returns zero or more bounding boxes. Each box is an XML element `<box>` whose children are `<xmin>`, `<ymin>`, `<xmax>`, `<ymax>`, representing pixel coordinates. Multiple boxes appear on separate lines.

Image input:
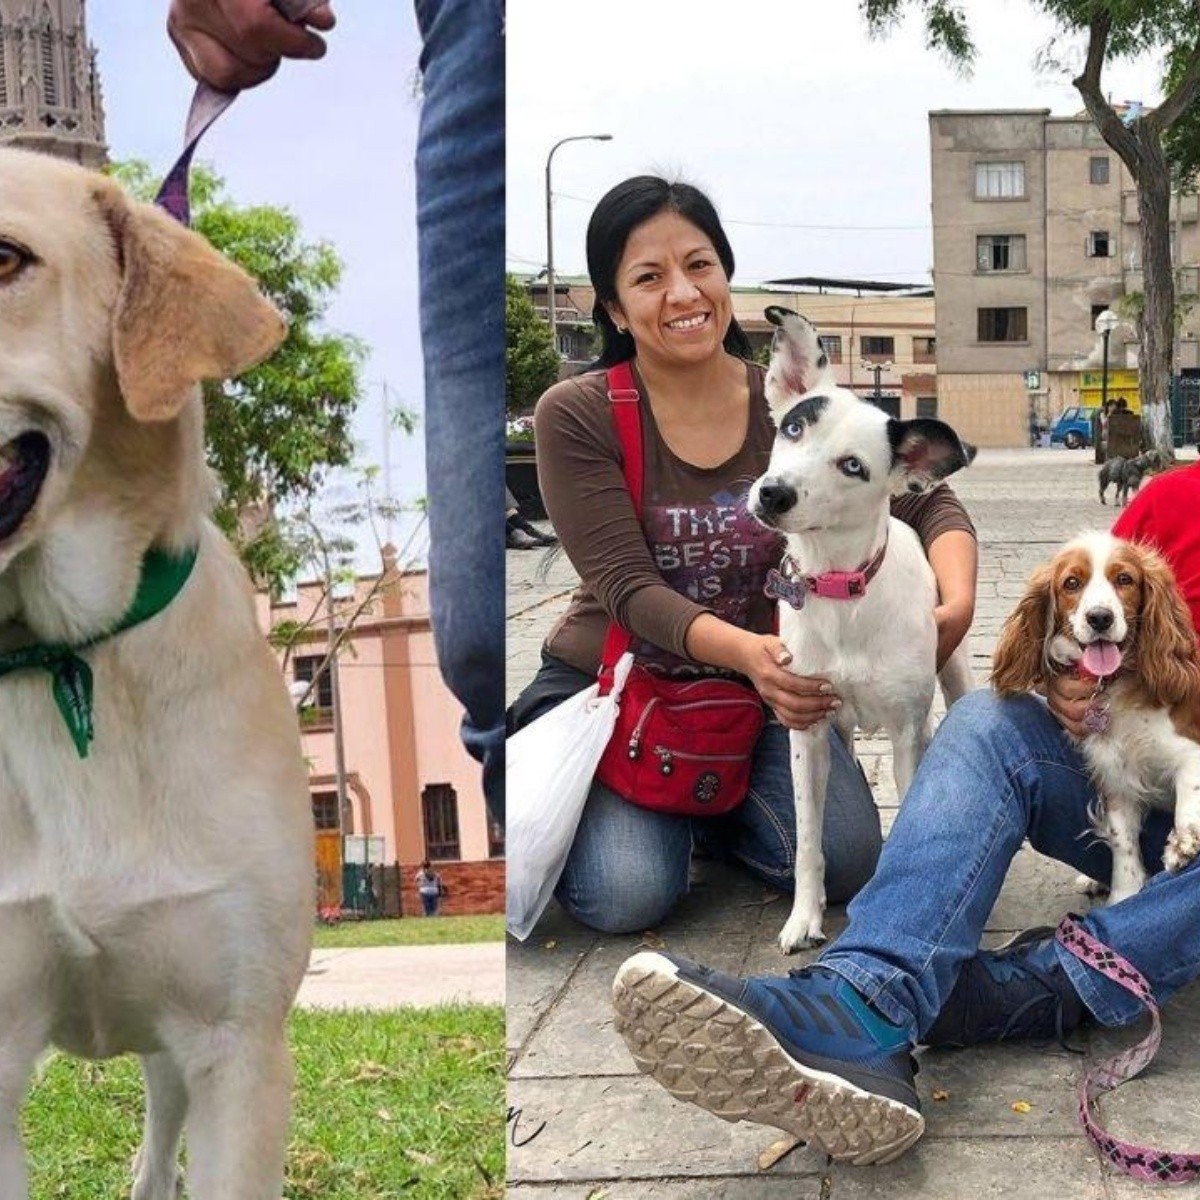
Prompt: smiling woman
<box><xmin>507</xmin><ymin>174</ymin><xmax>976</xmax><ymax>942</ymax></box>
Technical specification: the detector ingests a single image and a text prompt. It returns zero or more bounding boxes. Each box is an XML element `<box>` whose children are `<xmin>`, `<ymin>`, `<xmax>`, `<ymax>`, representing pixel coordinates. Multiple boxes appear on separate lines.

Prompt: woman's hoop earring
<box><xmin>616</xmin><ymin>324</ymin><xmax>627</xmax><ymax>334</ymax></box>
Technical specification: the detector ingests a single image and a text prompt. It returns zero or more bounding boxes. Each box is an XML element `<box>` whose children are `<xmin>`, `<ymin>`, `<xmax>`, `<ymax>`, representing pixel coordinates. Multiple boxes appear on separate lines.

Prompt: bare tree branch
<box><xmin>1072</xmin><ymin>11</ymin><xmax>1142</xmax><ymax>173</ymax></box>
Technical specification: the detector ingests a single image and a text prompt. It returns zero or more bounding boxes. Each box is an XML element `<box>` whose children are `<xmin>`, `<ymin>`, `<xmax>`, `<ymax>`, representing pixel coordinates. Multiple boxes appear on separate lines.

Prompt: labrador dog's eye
<box><xmin>838</xmin><ymin>455</ymin><xmax>868</xmax><ymax>480</ymax></box>
<box><xmin>0</xmin><ymin>240</ymin><xmax>31</xmax><ymax>282</ymax></box>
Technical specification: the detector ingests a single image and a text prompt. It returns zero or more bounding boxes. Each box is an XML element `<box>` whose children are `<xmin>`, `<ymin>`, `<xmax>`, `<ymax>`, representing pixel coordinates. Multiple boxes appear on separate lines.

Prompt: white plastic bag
<box><xmin>506</xmin><ymin>652</ymin><xmax>633</xmax><ymax>940</ymax></box>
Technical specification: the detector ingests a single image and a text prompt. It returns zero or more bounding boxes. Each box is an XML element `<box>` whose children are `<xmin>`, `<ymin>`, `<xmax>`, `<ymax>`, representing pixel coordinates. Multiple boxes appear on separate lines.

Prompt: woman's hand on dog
<box><xmin>743</xmin><ymin>635</ymin><xmax>841</xmax><ymax>731</ymax></box>
<box><xmin>1044</xmin><ymin>671</ymin><xmax>1092</xmax><ymax>739</ymax></box>
<box><xmin>933</xmin><ymin>601</ymin><xmax>973</xmax><ymax>671</ymax></box>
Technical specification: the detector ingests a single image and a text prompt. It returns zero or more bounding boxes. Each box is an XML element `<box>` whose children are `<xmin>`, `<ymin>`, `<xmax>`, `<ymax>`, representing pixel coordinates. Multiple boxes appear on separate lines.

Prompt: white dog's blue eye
<box><xmin>838</xmin><ymin>456</ymin><xmax>868</xmax><ymax>480</ymax></box>
<box><xmin>781</xmin><ymin>418</ymin><xmax>803</xmax><ymax>440</ymax></box>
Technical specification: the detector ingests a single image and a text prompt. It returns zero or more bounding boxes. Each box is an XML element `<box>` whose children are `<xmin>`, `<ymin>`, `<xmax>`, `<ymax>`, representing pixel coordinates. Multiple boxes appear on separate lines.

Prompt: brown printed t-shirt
<box><xmin>533</xmin><ymin>360</ymin><xmax>975</xmax><ymax>680</ymax></box>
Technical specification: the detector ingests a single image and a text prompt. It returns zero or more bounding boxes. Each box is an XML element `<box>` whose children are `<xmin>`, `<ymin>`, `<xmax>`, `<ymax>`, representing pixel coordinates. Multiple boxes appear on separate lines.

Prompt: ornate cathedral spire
<box><xmin>0</xmin><ymin>0</ymin><xmax>106</xmax><ymax>166</ymax></box>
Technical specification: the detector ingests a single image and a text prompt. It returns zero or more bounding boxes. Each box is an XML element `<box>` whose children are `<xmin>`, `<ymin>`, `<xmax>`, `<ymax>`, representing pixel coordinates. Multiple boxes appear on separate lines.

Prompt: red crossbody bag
<box><xmin>593</xmin><ymin>362</ymin><xmax>765</xmax><ymax>817</ymax></box>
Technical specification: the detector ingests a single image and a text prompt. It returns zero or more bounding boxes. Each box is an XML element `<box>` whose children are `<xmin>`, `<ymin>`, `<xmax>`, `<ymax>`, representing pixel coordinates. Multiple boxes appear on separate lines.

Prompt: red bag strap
<box><xmin>599</xmin><ymin>361</ymin><xmax>643</xmax><ymax>683</ymax></box>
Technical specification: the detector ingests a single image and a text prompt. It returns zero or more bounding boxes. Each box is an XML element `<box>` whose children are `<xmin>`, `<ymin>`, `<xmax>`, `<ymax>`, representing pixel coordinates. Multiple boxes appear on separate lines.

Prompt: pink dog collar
<box><xmin>766</xmin><ymin>537</ymin><xmax>889</xmax><ymax>610</ymax></box>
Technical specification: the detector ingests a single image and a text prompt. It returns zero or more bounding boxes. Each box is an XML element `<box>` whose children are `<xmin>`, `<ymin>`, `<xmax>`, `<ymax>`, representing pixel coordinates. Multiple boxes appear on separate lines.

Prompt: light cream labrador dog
<box><xmin>0</xmin><ymin>147</ymin><xmax>313</xmax><ymax>1199</ymax></box>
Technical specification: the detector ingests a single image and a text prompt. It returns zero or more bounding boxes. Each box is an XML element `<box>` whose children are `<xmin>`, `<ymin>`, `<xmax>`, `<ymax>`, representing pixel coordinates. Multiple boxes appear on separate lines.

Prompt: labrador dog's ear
<box><xmin>93</xmin><ymin>179</ymin><xmax>286</xmax><ymax>422</ymax></box>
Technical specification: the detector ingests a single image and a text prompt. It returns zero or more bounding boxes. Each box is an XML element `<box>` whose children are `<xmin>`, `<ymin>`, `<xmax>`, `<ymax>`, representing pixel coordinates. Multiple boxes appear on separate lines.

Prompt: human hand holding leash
<box><xmin>1043</xmin><ymin>670</ymin><xmax>1092</xmax><ymax>738</ymax></box>
<box><xmin>168</xmin><ymin>0</ymin><xmax>336</xmax><ymax>92</ymax></box>
<box><xmin>742</xmin><ymin>634</ymin><xmax>840</xmax><ymax>731</ymax></box>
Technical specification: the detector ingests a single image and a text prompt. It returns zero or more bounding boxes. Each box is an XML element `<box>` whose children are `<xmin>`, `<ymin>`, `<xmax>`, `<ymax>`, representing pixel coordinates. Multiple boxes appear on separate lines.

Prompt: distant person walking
<box><xmin>415</xmin><ymin>860</ymin><xmax>444</xmax><ymax>917</ymax></box>
<box><xmin>1094</xmin><ymin>398</ymin><xmax>1113</xmax><ymax>463</ymax></box>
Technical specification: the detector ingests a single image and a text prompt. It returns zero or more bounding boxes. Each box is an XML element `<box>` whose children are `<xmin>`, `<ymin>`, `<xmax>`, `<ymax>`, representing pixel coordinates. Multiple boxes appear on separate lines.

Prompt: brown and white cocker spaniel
<box><xmin>992</xmin><ymin>531</ymin><xmax>1200</xmax><ymax>903</ymax></box>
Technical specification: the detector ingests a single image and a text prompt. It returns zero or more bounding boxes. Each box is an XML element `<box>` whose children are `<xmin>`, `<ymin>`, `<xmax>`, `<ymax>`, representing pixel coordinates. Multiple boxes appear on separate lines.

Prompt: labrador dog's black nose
<box><xmin>757</xmin><ymin>480</ymin><xmax>798</xmax><ymax>518</ymax></box>
<box><xmin>1086</xmin><ymin>607</ymin><xmax>1115</xmax><ymax>633</ymax></box>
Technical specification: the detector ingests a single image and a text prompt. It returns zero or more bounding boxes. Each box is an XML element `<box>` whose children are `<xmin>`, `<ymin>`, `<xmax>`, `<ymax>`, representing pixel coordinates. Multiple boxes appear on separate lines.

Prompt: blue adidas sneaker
<box><xmin>612</xmin><ymin>952</ymin><xmax>924</xmax><ymax>1165</ymax></box>
<box><xmin>922</xmin><ymin>927</ymin><xmax>1086</xmax><ymax>1049</ymax></box>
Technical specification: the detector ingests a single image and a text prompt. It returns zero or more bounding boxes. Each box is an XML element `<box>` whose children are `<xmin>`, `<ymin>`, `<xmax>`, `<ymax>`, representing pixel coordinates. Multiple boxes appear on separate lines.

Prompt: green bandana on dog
<box><xmin>0</xmin><ymin>547</ymin><xmax>198</xmax><ymax>758</ymax></box>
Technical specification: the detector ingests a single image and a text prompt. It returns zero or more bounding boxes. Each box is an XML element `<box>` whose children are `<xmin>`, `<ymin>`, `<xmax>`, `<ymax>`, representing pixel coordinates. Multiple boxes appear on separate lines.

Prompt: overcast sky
<box><xmin>507</xmin><ymin>0</ymin><xmax>1168</xmax><ymax>289</ymax></box>
<box><xmin>87</xmin><ymin>4</ymin><xmax>426</xmax><ymax>554</ymax></box>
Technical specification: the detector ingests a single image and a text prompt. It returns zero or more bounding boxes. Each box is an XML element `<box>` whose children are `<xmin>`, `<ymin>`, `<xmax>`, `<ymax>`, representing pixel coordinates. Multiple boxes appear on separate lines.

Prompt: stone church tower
<box><xmin>0</xmin><ymin>0</ymin><xmax>106</xmax><ymax>166</ymax></box>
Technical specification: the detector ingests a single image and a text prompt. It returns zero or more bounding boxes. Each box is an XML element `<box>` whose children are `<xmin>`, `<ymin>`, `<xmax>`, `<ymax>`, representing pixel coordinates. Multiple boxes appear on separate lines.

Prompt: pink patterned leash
<box><xmin>1055</xmin><ymin>915</ymin><xmax>1200</xmax><ymax>1183</ymax></box>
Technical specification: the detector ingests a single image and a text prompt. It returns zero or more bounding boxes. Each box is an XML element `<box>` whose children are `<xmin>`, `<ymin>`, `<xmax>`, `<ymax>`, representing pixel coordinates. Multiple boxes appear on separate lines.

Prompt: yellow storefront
<box><xmin>1077</xmin><ymin>368</ymin><xmax>1140</xmax><ymax>413</ymax></box>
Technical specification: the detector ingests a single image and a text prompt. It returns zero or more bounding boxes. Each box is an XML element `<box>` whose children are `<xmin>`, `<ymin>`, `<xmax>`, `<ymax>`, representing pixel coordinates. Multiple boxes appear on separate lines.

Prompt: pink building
<box><xmin>256</xmin><ymin>547</ymin><xmax>503</xmax><ymax>915</ymax></box>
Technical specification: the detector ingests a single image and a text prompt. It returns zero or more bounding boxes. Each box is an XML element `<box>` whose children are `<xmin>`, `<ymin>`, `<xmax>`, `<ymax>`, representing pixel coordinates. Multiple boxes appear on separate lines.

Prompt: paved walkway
<box><xmin>296</xmin><ymin>942</ymin><xmax>505</xmax><ymax>1009</ymax></box>
<box><xmin>506</xmin><ymin>447</ymin><xmax>1200</xmax><ymax>1198</ymax></box>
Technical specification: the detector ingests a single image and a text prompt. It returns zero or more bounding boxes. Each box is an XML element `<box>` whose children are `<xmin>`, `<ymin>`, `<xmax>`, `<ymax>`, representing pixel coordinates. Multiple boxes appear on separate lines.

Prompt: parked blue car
<box><xmin>1049</xmin><ymin>405</ymin><xmax>1099</xmax><ymax>449</ymax></box>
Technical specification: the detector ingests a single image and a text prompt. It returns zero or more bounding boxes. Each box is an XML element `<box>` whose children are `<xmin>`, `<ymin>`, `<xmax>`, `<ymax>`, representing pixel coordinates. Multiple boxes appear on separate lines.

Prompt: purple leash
<box><xmin>1056</xmin><ymin>916</ymin><xmax>1200</xmax><ymax>1183</ymax></box>
<box><xmin>155</xmin><ymin>0</ymin><xmax>326</xmax><ymax>225</ymax></box>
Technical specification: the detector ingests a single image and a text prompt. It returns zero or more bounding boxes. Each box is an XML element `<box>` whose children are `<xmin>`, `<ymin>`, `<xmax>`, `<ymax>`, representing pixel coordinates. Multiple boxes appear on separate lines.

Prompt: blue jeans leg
<box><xmin>414</xmin><ymin>0</ymin><xmax>505</xmax><ymax>823</ymax></box>
<box><xmin>720</xmin><ymin>720</ymin><xmax>883</xmax><ymax>904</ymax></box>
<box><xmin>817</xmin><ymin>689</ymin><xmax>1189</xmax><ymax>1035</ymax></box>
<box><xmin>555</xmin><ymin>720</ymin><xmax>883</xmax><ymax>934</ymax></box>
<box><xmin>554</xmin><ymin>782</ymin><xmax>692</xmax><ymax>934</ymax></box>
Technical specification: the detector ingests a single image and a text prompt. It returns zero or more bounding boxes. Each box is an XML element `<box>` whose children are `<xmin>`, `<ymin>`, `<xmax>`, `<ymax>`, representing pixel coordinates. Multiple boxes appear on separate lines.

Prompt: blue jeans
<box><xmin>556</xmin><ymin>720</ymin><xmax>883</xmax><ymax>934</ymax></box>
<box><xmin>420</xmin><ymin>892</ymin><xmax>440</xmax><ymax>917</ymax></box>
<box><xmin>415</xmin><ymin>0</ymin><xmax>505</xmax><ymax>823</ymax></box>
<box><xmin>818</xmin><ymin>689</ymin><xmax>1200</xmax><ymax>1034</ymax></box>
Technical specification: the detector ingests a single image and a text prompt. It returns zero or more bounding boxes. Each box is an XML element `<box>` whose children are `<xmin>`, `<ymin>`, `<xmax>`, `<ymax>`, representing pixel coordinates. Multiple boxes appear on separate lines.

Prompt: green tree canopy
<box><xmin>506</xmin><ymin>273</ymin><xmax>561</xmax><ymax>416</ymax></box>
<box><xmin>109</xmin><ymin>161</ymin><xmax>366</xmax><ymax>586</ymax></box>
<box><xmin>863</xmin><ymin>0</ymin><xmax>1200</xmax><ymax>453</ymax></box>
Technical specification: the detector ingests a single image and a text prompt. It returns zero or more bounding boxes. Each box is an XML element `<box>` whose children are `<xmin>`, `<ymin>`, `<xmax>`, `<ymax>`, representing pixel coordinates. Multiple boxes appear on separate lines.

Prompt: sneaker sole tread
<box><xmin>612</xmin><ymin>952</ymin><xmax>924</xmax><ymax>1166</ymax></box>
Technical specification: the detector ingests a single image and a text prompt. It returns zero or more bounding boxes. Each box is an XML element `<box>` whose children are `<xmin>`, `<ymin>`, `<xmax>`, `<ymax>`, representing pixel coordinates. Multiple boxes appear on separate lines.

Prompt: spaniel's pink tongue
<box><xmin>1081</xmin><ymin>641</ymin><xmax>1122</xmax><ymax>678</ymax></box>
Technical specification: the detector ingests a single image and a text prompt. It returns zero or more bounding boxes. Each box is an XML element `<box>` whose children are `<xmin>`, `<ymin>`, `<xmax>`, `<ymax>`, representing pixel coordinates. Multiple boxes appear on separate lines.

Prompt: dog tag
<box><xmin>765</xmin><ymin>568</ymin><xmax>807</xmax><ymax>610</ymax></box>
<box><xmin>1083</xmin><ymin>701</ymin><xmax>1111</xmax><ymax>734</ymax></box>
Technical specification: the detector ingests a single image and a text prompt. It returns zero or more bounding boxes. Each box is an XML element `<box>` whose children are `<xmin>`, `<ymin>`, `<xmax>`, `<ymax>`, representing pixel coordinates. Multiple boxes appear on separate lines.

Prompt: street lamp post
<box><xmin>1095</xmin><ymin>308</ymin><xmax>1120</xmax><ymax>413</ymax></box>
<box><xmin>545</xmin><ymin>134</ymin><xmax>612</xmax><ymax>358</ymax></box>
<box><xmin>861</xmin><ymin>360</ymin><xmax>893</xmax><ymax>407</ymax></box>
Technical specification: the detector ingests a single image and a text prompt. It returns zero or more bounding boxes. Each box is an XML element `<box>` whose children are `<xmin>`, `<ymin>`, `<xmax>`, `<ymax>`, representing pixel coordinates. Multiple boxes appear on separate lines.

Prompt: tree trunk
<box><xmin>1134</xmin><ymin>132</ymin><xmax>1176</xmax><ymax>454</ymax></box>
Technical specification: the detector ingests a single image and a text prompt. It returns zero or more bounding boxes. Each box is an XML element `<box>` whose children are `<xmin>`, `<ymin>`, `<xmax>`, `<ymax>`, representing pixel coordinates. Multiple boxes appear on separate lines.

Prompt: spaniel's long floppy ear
<box><xmin>1135</xmin><ymin>545</ymin><xmax>1200</xmax><ymax>710</ymax></box>
<box><xmin>991</xmin><ymin>562</ymin><xmax>1056</xmax><ymax>695</ymax></box>
<box><xmin>92</xmin><ymin>178</ymin><xmax>287</xmax><ymax>422</ymax></box>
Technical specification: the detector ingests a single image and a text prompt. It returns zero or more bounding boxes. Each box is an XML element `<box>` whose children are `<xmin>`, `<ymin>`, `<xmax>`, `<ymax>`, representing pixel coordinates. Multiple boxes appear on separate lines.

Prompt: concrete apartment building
<box><xmin>930</xmin><ymin>108</ymin><xmax>1200</xmax><ymax>446</ymax></box>
<box><xmin>521</xmin><ymin>276</ymin><xmax>939</xmax><ymax>421</ymax></box>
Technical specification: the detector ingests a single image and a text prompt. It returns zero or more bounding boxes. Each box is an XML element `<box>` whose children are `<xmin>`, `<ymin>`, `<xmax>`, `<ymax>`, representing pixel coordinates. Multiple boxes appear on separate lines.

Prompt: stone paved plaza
<box><xmin>506</xmin><ymin>447</ymin><xmax>1200</xmax><ymax>1199</ymax></box>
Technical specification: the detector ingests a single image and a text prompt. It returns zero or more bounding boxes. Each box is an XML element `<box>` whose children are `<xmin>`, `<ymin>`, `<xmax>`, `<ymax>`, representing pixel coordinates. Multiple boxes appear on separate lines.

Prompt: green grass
<box><xmin>312</xmin><ymin>914</ymin><xmax>506</xmax><ymax>949</ymax></box>
<box><xmin>24</xmin><ymin>1006</ymin><xmax>504</xmax><ymax>1200</ymax></box>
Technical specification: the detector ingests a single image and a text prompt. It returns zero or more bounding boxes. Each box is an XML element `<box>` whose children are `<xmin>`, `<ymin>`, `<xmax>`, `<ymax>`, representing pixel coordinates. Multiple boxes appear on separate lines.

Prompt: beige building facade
<box><xmin>521</xmin><ymin>275</ymin><xmax>939</xmax><ymax>421</ymax></box>
<box><xmin>930</xmin><ymin>108</ymin><xmax>1200</xmax><ymax>446</ymax></box>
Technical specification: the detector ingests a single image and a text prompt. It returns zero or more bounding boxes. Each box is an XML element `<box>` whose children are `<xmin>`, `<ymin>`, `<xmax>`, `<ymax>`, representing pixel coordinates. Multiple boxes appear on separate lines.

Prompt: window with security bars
<box><xmin>312</xmin><ymin>791</ymin><xmax>340</xmax><ymax>832</ymax></box>
<box><xmin>817</xmin><ymin>334</ymin><xmax>843</xmax><ymax>363</ymax></box>
<box><xmin>976</xmin><ymin>235</ymin><xmax>1026</xmax><ymax>272</ymax></box>
<box><xmin>293</xmin><ymin>654</ymin><xmax>334</xmax><ymax>712</ymax></box>
<box><xmin>40</xmin><ymin>25</ymin><xmax>56</xmax><ymax>106</ymax></box>
<box><xmin>860</xmin><ymin>336</ymin><xmax>894</xmax><ymax>358</ymax></box>
<box><xmin>1090</xmin><ymin>157</ymin><xmax>1110</xmax><ymax>185</ymax></box>
<box><xmin>488</xmin><ymin>815</ymin><xmax>505</xmax><ymax>859</ymax></box>
<box><xmin>977</xmin><ymin>307</ymin><xmax>1028</xmax><ymax>342</ymax></box>
<box><xmin>0</xmin><ymin>42</ymin><xmax>8</xmax><ymax>107</ymax></box>
<box><xmin>422</xmin><ymin>784</ymin><xmax>461</xmax><ymax>861</ymax></box>
<box><xmin>974</xmin><ymin>161</ymin><xmax>1025</xmax><ymax>199</ymax></box>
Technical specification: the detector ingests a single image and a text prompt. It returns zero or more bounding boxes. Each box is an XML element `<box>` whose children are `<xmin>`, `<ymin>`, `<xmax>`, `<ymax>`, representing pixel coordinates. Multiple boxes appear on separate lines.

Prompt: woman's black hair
<box><xmin>584</xmin><ymin>175</ymin><xmax>752</xmax><ymax>368</ymax></box>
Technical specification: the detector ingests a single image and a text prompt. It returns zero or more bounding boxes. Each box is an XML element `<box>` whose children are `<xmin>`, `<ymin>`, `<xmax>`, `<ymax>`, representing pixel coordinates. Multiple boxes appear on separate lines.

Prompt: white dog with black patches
<box><xmin>749</xmin><ymin>308</ymin><xmax>975</xmax><ymax>953</ymax></box>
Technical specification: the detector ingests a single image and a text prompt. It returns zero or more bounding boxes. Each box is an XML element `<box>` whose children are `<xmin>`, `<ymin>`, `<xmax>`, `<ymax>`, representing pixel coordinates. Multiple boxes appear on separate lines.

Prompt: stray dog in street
<box><xmin>0</xmin><ymin>147</ymin><xmax>314</xmax><ymax>1200</ymax></box>
<box><xmin>1099</xmin><ymin>449</ymin><xmax>1171</xmax><ymax>507</ymax></box>
<box><xmin>746</xmin><ymin>307</ymin><xmax>975</xmax><ymax>953</ymax></box>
